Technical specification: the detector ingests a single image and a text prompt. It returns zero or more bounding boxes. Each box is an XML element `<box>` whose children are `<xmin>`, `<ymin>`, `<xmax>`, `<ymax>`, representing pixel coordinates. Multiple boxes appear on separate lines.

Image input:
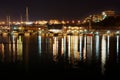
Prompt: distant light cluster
<box><xmin>0</xmin><ymin>20</ymin><xmax>81</xmax><ymax>26</ymax></box>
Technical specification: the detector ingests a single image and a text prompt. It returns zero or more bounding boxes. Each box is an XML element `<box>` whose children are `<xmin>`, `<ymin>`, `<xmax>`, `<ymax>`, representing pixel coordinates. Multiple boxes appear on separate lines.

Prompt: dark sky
<box><xmin>0</xmin><ymin>0</ymin><xmax>120</xmax><ymax>21</ymax></box>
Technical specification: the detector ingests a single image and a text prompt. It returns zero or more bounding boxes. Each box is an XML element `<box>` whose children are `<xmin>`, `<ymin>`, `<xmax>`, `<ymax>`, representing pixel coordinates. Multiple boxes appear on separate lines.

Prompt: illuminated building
<box><xmin>92</xmin><ymin>14</ymin><xmax>103</xmax><ymax>22</ymax></box>
<box><xmin>83</xmin><ymin>10</ymin><xmax>116</xmax><ymax>23</ymax></box>
<box><xmin>102</xmin><ymin>10</ymin><xmax>115</xmax><ymax>19</ymax></box>
<box><xmin>102</xmin><ymin>10</ymin><xmax>115</xmax><ymax>16</ymax></box>
<box><xmin>49</xmin><ymin>20</ymin><xmax>61</xmax><ymax>25</ymax></box>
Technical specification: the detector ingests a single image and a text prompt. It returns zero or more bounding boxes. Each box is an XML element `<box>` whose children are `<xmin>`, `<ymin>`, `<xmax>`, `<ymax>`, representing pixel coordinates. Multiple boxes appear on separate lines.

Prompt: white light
<box><xmin>49</xmin><ymin>29</ymin><xmax>62</xmax><ymax>33</ymax></box>
<box><xmin>84</xmin><ymin>29</ymin><xmax>87</xmax><ymax>32</ymax></box>
<box><xmin>106</xmin><ymin>30</ymin><xmax>110</xmax><ymax>34</ymax></box>
<box><xmin>96</xmin><ymin>32</ymin><xmax>99</xmax><ymax>34</ymax></box>
<box><xmin>38</xmin><ymin>28</ymin><xmax>41</xmax><ymax>30</ymax></box>
<box><xmin>25</xmin><ymin>22</ymin><xmax>33</xmax><ymax>25</ymax></box>
<box><xmin>116</xmin><ymin>31</ymin><xmax>120</xmax><ymax>34</ymax></box>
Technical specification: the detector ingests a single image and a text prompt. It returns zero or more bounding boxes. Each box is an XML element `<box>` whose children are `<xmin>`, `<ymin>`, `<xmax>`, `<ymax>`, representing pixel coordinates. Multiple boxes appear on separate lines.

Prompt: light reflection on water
<box><xmin>38</xmin><ymin>35</ymin><xmax>41</xmax><ymax>56</ymax></box>
<box><xmin>83</xmin><ymin>35</ymin><xmax>87</xmax><ymax>62</ymax></box>
<box><xmin>68</xmin><ymin>35</ymin><xmax>71</xmax><ymax>63</ymax></box>
<box><xmin>107</xmin><ymin>35</ymin><xmax>110</xmax><ymax>60</ymax></box>
<box><xmin>94</xmin><ymin>35</ymin><xmax>100</xmax><ymax>61</ymax></box>
<box><xmin>63</xmin><ymin>36</ymin><xmax>66</xmax><ymax>58</ymax></box>
<box><xmin>0</xmin><ymin>33</ymin><xmax>120</xmax><ymax>78</ymax></box>
<box><xmin>101</xmin><ymin>35</ymin><xmax>107</xmax><ymax>74</ymax></box>
<box><xmin>79</xmin><ymin>35</ymin><xmax>83</xmax><ymax>60</ymax></box>
<box><xmin>86</xmin><ymin>35</ymin><xmax>93</xmax><ymax>63</ymax></box>
<box><xmin>73</xmin><ymin>36</ymin><xmax>79</xmax><ymax>62</ymax></box>
<box><xmin>0</xmin><ymin>35</ymin><xmax>24</xmax><ymax>62</ymax></box>
<box><xmin>116</xmin><ymin>35</ymin><xmax>119</xmax><ymax>63</ymax></box>
<box><xmin>17</xmin><ymin>36</ymin><xmax>23</xmax><ymax>61</ymax></box>
<box><xmin>53</xmin><ymin>37</ymin><xmax>58</xmax><ymax>62</ymax></box>
<box><xmin>116</xmin><ymin>35</ymin><xmax>119</xmax><ymax>56</ymax></box>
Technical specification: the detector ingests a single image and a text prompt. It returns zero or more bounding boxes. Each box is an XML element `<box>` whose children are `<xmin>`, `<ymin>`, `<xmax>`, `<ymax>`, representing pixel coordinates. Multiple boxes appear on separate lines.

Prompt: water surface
<box><xmin>0</xmin><ymin>33</ymin><xmax>120</xmax><ymax>79</ymax></box>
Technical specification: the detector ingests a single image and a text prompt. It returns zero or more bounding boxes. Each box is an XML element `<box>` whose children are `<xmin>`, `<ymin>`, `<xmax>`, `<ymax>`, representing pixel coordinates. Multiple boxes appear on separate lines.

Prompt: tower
<box><xmin>26</xmin><ymin>6</ymin><xmax>29</xmax><ymax>22</ymax></box>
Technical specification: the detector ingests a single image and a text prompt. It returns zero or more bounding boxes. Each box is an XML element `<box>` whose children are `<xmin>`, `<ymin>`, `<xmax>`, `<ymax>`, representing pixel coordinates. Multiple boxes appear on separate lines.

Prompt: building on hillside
<box><xmin>92</xmin><ymin>14</ymin><xmax>103</xmax><ymax>22</ymax></box>
<box><xmin>102</xmin><ymin>10</ymin><xmax>115</xmax><ymax>19</ymax></box>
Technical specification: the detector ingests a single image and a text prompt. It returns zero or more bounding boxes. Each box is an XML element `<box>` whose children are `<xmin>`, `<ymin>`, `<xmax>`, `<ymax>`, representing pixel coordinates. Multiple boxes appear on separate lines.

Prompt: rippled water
<box><xmin>0</xmin><ymin>33</ymin><xmax>120</xmax><ymax>79</ymax></box>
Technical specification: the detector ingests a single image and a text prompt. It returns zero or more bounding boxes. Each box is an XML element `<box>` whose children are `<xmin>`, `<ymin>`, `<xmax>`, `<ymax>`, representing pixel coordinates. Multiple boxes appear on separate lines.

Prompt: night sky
<box><xmin>0</xmin><ymin>0</ymin><xmax>120</xmax><ymax>21</ymax></box>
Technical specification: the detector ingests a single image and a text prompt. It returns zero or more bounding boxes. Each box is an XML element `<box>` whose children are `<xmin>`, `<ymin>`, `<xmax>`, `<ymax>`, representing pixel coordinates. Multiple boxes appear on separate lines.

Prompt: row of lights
<box><xmin>0</xmin><ymin>20</ymin><xmax>81</xmax><ymax>25</ymax></box>
<box><xmin>34</xmin><ymin>20</ymin><xmax>81</xmax><ymax>25</ymax></box>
